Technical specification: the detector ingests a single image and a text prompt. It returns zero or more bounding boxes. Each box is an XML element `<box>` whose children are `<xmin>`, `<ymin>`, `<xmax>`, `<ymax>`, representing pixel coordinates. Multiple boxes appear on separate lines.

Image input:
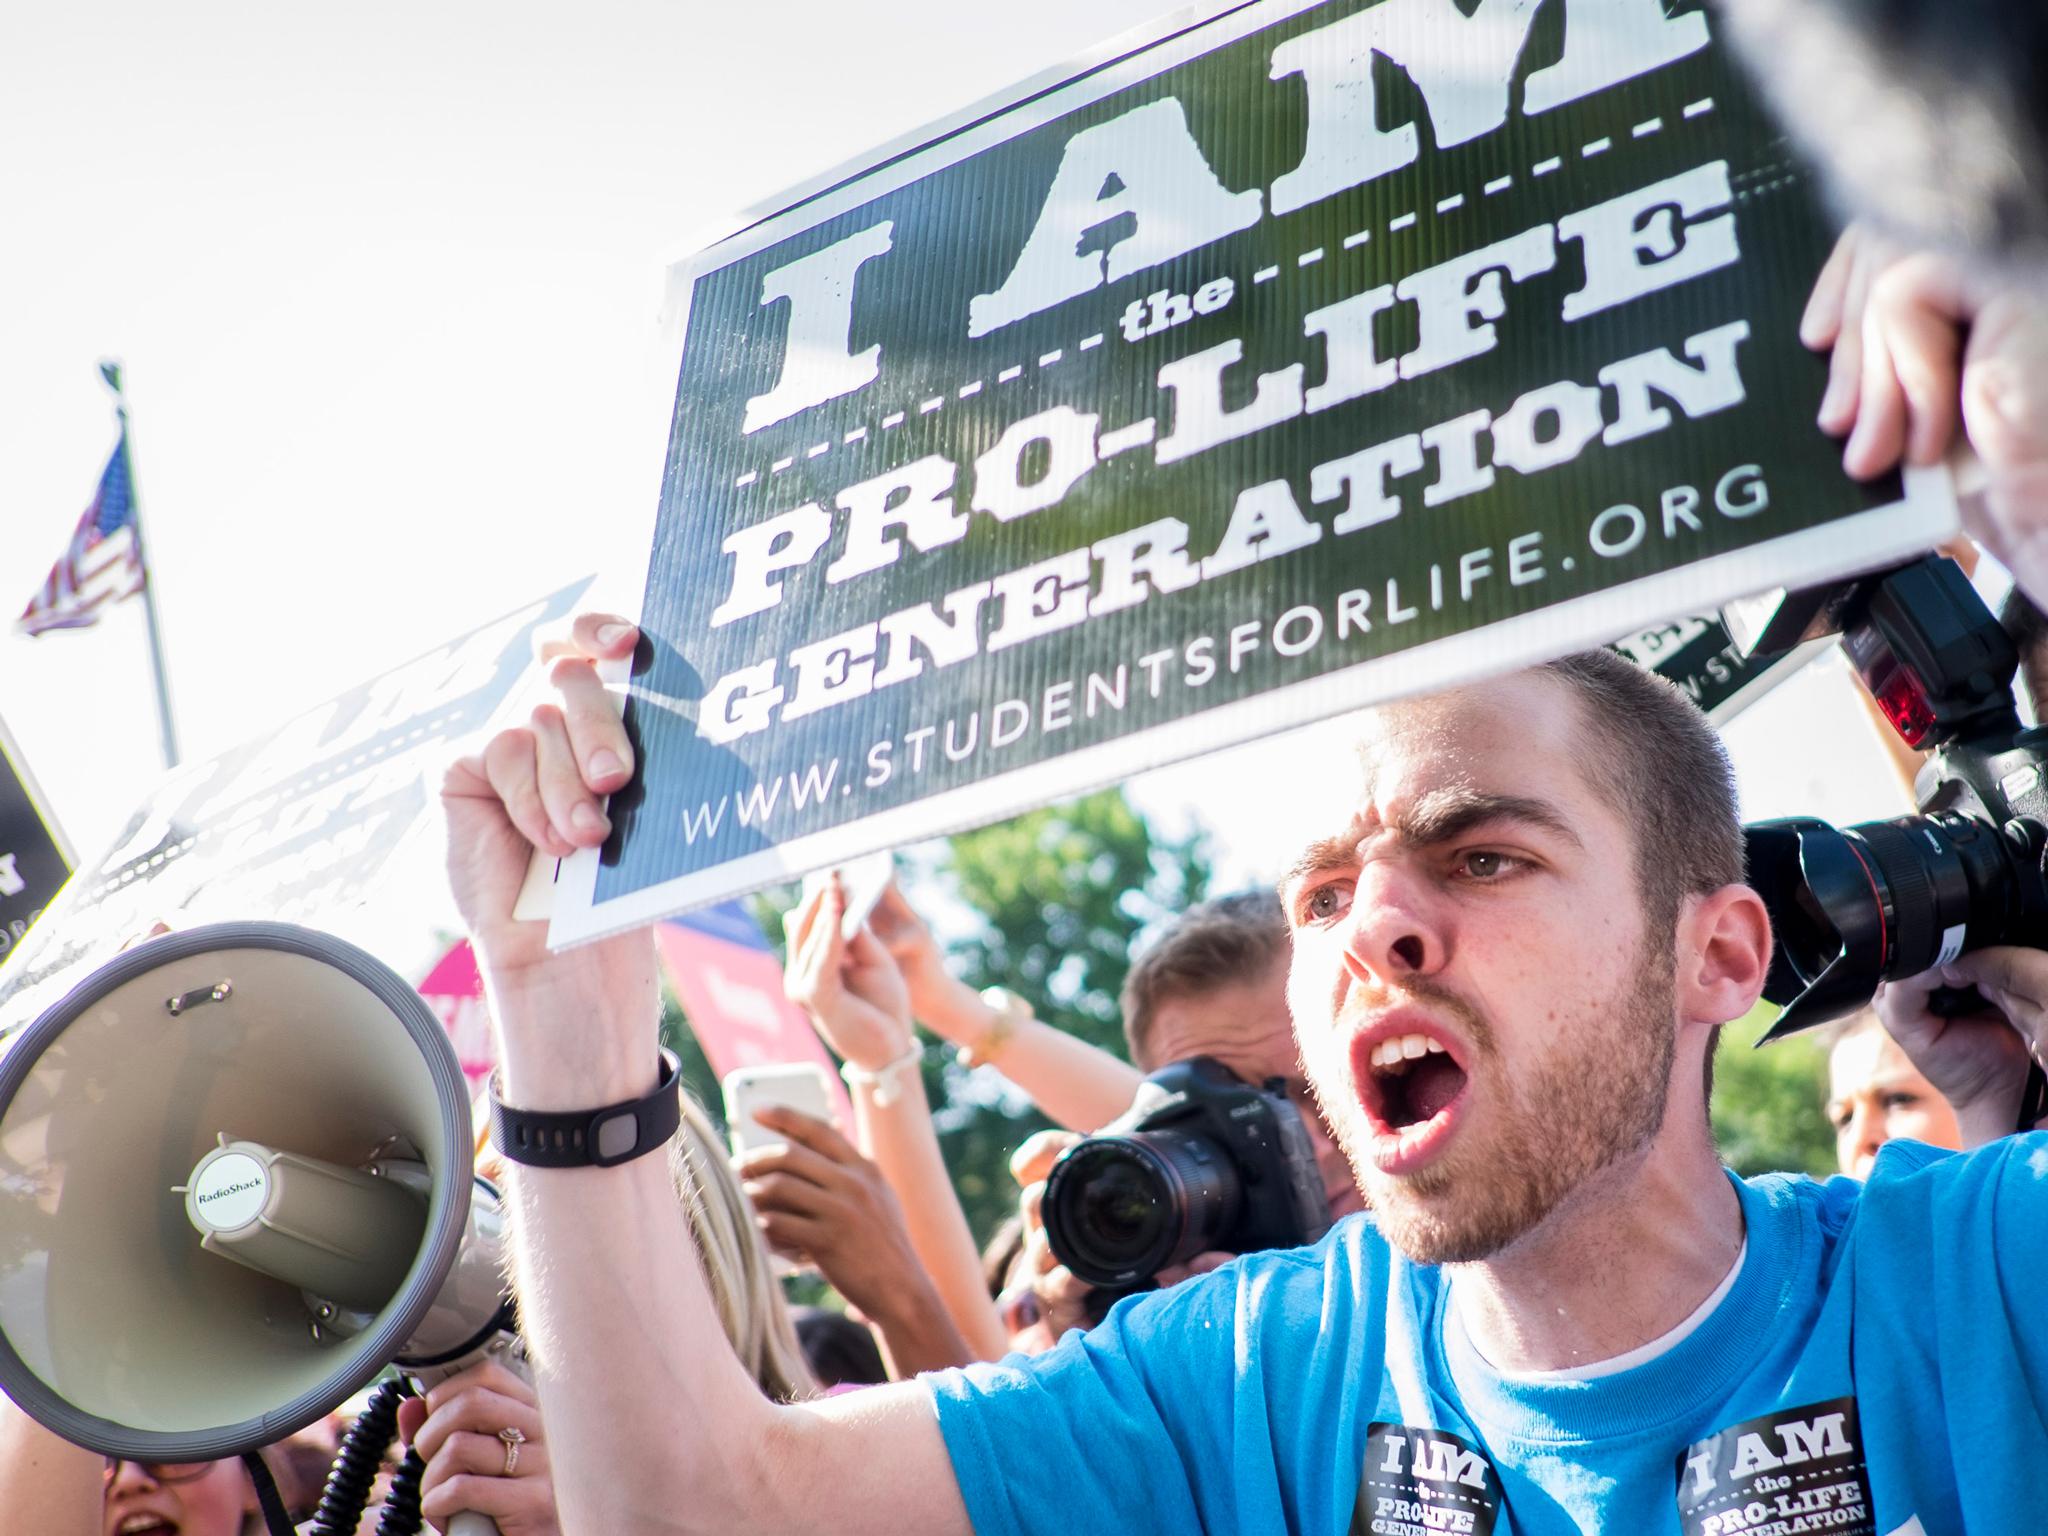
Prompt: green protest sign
<box><xmin>550</xmin><ymin>0</ymin><xmax>1953</xmax><ymax>943</ymax></box>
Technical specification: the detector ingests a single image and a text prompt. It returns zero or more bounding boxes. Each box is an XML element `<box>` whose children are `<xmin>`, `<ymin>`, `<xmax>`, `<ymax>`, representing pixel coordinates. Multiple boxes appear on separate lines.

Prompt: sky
<box><xmin>0</xmin><ymin>0</ymin><xmax>1956</xmax><ymax>981</ymax></box>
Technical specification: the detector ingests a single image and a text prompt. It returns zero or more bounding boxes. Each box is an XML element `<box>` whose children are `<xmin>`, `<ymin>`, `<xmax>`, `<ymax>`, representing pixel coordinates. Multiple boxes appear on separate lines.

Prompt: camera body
<box><xmin>1040</xmin><ymin>1055</ymin><xmax>1331</xmax><ymax>1292</ymax></box>
<box><xmin>1744</xmin><ymin>556</ymin><xmax>2048</xmax><ymax>1040</ymax></box>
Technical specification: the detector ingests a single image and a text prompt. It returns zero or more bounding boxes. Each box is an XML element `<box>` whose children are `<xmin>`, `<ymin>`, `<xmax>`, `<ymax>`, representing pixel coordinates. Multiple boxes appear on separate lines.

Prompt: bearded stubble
<box><xmin>1324</xmin><ymin>938</ymin><xmax>1678</xmax><ymax>1265</ymax></box>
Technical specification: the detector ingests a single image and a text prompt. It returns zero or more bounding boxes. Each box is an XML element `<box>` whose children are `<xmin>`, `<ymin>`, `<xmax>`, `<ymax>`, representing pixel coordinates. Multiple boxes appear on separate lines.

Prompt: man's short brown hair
<box><xmin>1121</xmin><ymin>891</ymin><xmax>1290</xmax><ymax>1071</ymax></box>
<box><xmin>1537</xmin><ymin>650</ymin><xmax>1745</xmax><ymax>930</ymax></box>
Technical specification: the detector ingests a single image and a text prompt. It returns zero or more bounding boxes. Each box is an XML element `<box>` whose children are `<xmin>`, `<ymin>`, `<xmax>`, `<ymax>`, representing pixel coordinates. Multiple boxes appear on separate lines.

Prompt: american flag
<box><xmin>17</xmin><ymin>432</ymin><xmax>147</xmax><ymax>636</ymax></box>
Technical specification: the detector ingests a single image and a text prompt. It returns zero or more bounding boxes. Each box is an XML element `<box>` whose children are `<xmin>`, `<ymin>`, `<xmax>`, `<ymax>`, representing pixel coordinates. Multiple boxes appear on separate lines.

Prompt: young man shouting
<box><xmin>445</xmin><ymin>634</ymin><xmax>2047</xmax><ymax>1534</ymax></box>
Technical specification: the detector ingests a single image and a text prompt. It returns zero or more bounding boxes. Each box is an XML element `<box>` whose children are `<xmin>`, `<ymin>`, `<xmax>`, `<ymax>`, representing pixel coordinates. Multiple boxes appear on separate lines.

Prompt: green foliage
<box><xmin>659</xmin><ymin>989</ymin><xmax>725</xmax><ymax>1136</ymax></box>
<box><xmin>1709</xmin><ymin>1002</ymin><xmax>1837</xmax><ymax>1178</ymax></box>
<box><xmin>941</xmin><ymin>791</ymin><xmax>1209</xmax><ymax>1055</ymax></box>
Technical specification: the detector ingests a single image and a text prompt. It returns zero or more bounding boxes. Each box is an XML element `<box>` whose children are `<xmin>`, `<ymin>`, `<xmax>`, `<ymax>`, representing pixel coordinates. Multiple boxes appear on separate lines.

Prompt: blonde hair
<box><xmin>668</xmin><ymin>1092</ymin><xmax>817</xmax><ymax>1402</ymax></box>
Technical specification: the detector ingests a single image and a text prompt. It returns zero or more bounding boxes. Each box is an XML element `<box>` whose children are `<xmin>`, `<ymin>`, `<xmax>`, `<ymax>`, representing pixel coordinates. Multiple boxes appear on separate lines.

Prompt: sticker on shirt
<box><xmin>1353</xmin><ymin>1422</ymin><xmax>1503</xmax><ymax>1536</ymax></box>
<box><xmin>1676</xmin><ymin>1397</ymin><xmax>1874</xmax><ymax>1536</ymax></box>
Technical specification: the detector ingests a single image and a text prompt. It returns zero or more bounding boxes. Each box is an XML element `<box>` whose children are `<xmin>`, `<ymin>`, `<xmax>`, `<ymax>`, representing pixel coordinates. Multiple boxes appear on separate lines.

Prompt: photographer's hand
<box><xmin>1874</xmin><ymin>947</ymin><xmax>2048</xmax><ymax>1145</ymax></box>
<box><xmin>1009</xmin><ymin>1130</ymin><xmax>1100</xmax><ymax>1338</ymax></box>
<box><xmin>1804</xmin><ymin>225</ymin><xmax>2048</xmax><ymax>605</ymax></box>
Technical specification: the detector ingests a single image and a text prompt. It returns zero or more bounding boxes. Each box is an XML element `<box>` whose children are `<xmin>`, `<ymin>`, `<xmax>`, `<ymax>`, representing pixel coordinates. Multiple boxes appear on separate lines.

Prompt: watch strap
<box><xmin>491</xmin><ymin>1050</ymin><xmax>682</xmax><ymax>1169</ymax></box>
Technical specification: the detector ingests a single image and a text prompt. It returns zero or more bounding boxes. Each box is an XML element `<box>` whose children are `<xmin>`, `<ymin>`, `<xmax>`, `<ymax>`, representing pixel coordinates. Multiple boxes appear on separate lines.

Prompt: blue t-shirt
<box><xmin>928</xmin><ymin>1137</ymin><xmax>2048</xmax><ymax>1535</ymax></box>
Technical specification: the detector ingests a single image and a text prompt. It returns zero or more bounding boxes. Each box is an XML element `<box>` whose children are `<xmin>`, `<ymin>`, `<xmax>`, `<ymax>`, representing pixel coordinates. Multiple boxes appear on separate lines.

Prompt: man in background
<box><xmin>1824</xmin><ymin>1008</ymin><xmax>1962</xmax><ymax>1177</ymax></box>
<box><xmin>1012</xmin><ymin>890</ymin><xmax>1364</xmax><ymax>1336</ymax></box>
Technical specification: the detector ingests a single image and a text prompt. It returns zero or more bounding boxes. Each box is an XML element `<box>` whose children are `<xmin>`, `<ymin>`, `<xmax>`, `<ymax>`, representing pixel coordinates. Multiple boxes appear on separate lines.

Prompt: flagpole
<box><xmin>103</xmin><ymin>362</ymin><xmax>180</xmax><ymax>770</ymax></box>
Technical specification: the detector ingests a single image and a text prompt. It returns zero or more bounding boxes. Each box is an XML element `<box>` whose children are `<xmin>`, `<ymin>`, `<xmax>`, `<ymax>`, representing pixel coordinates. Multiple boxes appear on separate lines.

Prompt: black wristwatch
<box><xmin>490</xmin><ymin>1050</ymin><xmax>683</xmax><ymax>1168</ymax></box>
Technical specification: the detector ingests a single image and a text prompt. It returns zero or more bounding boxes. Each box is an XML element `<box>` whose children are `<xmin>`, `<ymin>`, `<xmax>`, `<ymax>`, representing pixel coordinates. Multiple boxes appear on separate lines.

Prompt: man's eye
<box><xmin>1459</xmin><ymin>850</ymin><xmax>1517</xmax><ymax>880</ymax></box>
<box><xmin>1304</xmin><ymin>883</ymin><xmax>1352</xmax><ymax>922</ymax></box>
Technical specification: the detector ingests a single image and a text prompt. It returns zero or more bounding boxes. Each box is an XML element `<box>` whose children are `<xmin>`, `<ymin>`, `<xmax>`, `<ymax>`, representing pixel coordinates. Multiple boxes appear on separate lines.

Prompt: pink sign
<box><xmin>418</xmin><ymin>938</ymin><xmax>496</xmax><ymax>1093</ymax></box>
<box><xmin>653</xmin><ymin>919</ymin><xmax>854</xmax><ymax>1126</ymax></box>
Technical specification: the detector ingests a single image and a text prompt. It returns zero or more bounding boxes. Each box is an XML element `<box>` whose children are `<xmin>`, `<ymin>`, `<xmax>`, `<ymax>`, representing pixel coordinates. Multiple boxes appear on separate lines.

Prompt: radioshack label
<box><xmin>1353</xmin><ymin>1422</ymin><xmax>1502</xmax><ymax>1536</ymax></box>
<box><xmin>1677</xmin><ymin>1398</ymin><xmax>1874</xmax><ymax>1536</ymax></box>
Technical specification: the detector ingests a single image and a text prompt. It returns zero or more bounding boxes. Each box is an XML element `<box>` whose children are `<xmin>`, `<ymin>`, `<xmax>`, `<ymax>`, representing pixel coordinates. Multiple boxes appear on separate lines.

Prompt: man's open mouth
<box><xmin>1363</xmin><ymin>1034</ymin><xmax>1467</xmax><ymax>1129</ymax></box>
<box><xmin>1355</xmin><ymin>1029</ymin><xmax>1471</xmax><ymax>1173</ymax></box>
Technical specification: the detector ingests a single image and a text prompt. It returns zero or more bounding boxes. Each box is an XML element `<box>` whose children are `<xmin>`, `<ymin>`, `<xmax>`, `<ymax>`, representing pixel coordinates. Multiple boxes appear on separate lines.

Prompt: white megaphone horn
<box><xmin>0</xmin><ymin>922</ymin><xmax>517</xmax><ymax>1536</ymax></box>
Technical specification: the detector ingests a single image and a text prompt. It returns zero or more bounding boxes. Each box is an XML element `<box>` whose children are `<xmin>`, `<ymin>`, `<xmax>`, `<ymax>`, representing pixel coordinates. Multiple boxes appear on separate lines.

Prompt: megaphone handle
<box><xmin>405</xmin><ymin>1332</ymin><xmax>528</xmax><ymax>1536</ymax></box>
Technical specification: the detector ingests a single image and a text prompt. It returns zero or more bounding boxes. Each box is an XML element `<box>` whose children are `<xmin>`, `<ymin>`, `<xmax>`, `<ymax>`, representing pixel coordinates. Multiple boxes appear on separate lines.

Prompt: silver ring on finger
<box><xmin>497</xmin><ymin>1425</ymin><xmax>527</xmax><ymax>1477</ymax></box>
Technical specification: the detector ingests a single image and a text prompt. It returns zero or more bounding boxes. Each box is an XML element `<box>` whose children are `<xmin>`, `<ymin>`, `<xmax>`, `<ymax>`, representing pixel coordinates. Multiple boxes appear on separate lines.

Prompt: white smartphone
<box><xmin>721</xmin><ymin>1062</ymin><xmax>837</xmax><ymax>1158</ymax></box>
<box><xmin>798</xmin><ymin>850</ymin><xmax>897</xmax><ymax>942</ymax></box>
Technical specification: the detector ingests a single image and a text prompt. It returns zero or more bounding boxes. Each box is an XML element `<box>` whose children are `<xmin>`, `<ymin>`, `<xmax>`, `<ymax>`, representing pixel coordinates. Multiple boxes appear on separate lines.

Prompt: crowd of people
<box><xmin>7</xmin><ymin>2</ymin><xmax>2048</xmax><ymax>1530</ymax></box>
<box><xmin>3</xmin><ymin>748</ymin><xmax>1985</xmax><ymax>1535</ymax></box>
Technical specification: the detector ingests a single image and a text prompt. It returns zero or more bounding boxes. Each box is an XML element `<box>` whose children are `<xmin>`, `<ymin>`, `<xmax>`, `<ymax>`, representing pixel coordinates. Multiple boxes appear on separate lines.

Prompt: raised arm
<box><xmin>441</xmin><ymin>614</ymin><xmax>969</xmax><ymax>1536</ymax></box>
<box><xmin>784</xmin><ymin>881</ymin><xmax>1009</xmax><ymax>1362</ymax></box>
<box><xmin>869</xmin><ymin>884</ymin><xmax>1144</xmax><ymax>1133</ymax></box>
<box><xmin>1805</xmin><ymin>223</ymin><xmax>2048</xmax><ymax>604</ymax></box>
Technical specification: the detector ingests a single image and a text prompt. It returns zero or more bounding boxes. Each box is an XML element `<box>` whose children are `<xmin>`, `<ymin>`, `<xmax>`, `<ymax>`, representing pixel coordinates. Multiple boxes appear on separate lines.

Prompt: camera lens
<box><xmin>1041</xmin><ymin>1131</ymin><xmax>1242</xmax><ymax>1289</ymax></box>
<box><xmin>1073</xmin><ymin>1155</ymin><xmax>1168</xmax><ymax>1257</ymax></box>
<box><xmin>1746</xmin><ymin>810</ymin><xmax>2026</xmax><ymax>1033</ymax></box>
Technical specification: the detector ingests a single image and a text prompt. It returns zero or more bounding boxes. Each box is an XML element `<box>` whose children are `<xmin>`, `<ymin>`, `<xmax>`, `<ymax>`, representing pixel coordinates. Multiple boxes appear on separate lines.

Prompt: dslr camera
<box><xmin>1743</xmin><ymin>555</ymin><xmax>2048</xmax><ymax>1119</ymax></box>
<box><xmin>1041</xmin><ymin>1055</ymin><xmax>1331</xmax><ymax>1292</ymax></box>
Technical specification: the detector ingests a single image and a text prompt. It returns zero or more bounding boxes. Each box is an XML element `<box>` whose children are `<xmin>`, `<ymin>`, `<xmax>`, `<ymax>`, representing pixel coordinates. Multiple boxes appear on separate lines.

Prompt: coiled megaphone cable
<box><xmin>307</xmin><ymin>1377</ymin><xmax>414</xmax><ymax>1536</ymax></box>
<box><xmin>378</xmin><ymin>1444</ymin><xmax>430</xmax><ymax>1536</ymax></box>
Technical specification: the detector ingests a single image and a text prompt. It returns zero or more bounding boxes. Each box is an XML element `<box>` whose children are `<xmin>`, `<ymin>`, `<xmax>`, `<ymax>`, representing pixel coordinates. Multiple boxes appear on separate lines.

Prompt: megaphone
<box><xmin>0</xmin><ymin>921</ymin><xmax>514</xmax><ymax>1534</ymax></box>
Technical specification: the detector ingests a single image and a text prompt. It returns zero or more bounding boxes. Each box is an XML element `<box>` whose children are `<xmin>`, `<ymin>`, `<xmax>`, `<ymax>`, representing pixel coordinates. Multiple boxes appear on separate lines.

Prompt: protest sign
<box><xmin>0</xmin><ymin>579</ymin><xmax>592</xmax><ymax>1037</ymax></box>
<box><xmin>0</xmin><ymin>717</ymin><xmax>73</xmax><ymax>966</ymax></box>
<box><xmin>1611</xmin><ymin>613</ymin><xmax>1830</xmax><ymax>723</ymax></box>
<box><xmin>418</xmin><ymin>938</ymin><xmax>496</xmax><ymax>1094</ymax></box>
<box><xmin>551</xmin><ymin>0</ymin><xmax>1954</xmax><ymax>944</ymax></box>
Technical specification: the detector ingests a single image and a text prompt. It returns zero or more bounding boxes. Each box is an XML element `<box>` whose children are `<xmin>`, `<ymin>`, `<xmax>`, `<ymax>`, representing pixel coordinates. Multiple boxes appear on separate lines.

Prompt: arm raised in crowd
<box><xmin>440</xmin><ymin>614</ymin><xmax>969</xmax><ymax>1536</ymax></box>
<box><xmin>784</xmin><ymin>881</ymin><xmax>1009</xmax><ymax>1363</ymax></box>
<box><xmin>869</xmin><ymin>883</ymin><xmax>1144</xmax><ymax>1132</ymax></box>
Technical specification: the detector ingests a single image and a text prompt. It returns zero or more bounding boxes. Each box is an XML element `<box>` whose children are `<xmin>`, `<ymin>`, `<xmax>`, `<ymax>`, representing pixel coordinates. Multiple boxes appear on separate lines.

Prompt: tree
<box><xmin>1709</xmin><ymin>1003</ymin><xmax>1838</xmax><ymax>1178</ymax></box>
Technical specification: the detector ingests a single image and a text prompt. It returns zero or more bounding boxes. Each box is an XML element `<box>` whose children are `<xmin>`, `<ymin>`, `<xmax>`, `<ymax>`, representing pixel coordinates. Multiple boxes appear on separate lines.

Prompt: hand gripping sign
<box><xmin>548</xmin><ymin>0</ymin><xmax>1954</xmax><ymax>945</ymax></box>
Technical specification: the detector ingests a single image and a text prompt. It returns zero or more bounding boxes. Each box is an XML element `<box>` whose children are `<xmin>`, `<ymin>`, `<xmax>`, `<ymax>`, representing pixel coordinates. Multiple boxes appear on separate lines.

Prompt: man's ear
<box><xmin>1678</xmin><ymin>884</ymin><xmax>1772</xmax><ymax>1025</ymax></box>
